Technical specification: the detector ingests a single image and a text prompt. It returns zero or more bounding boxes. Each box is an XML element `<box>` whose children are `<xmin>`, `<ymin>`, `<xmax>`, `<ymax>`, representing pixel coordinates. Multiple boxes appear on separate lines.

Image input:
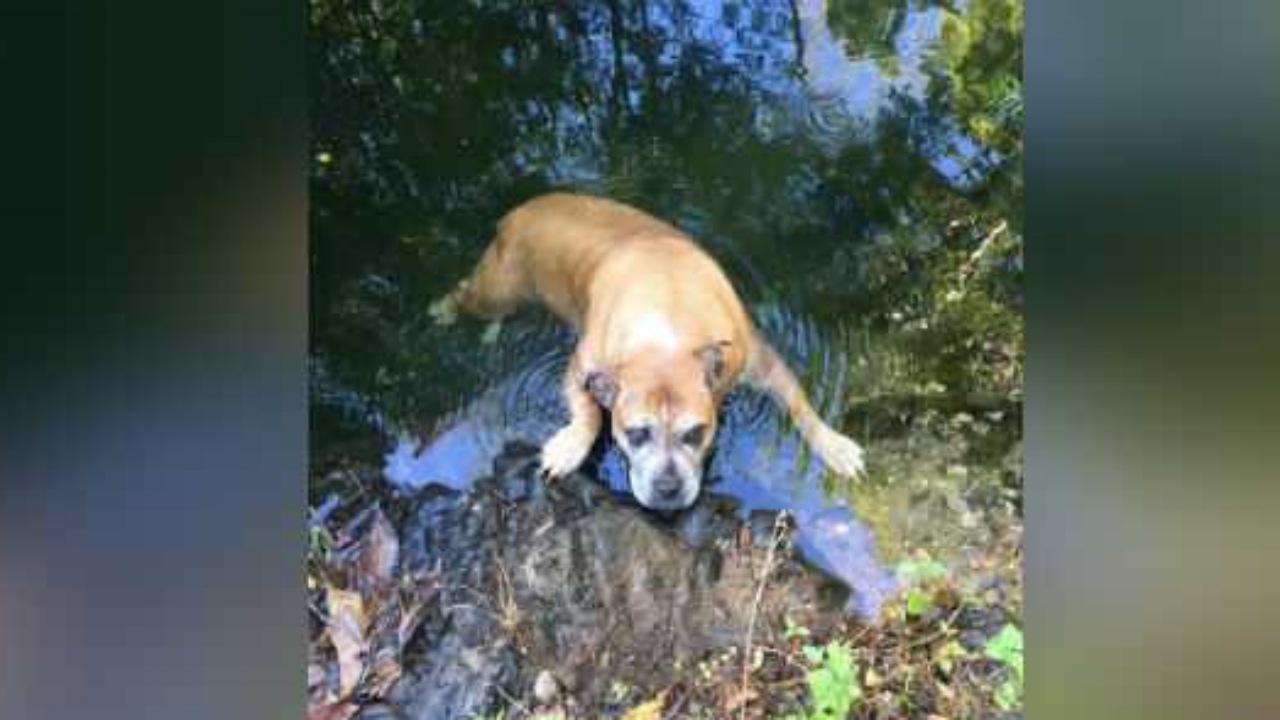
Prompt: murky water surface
<box><xmin>312</xmin><ymin>0</ymin><xmax>1022</xmax><ymax>616</ymax></box>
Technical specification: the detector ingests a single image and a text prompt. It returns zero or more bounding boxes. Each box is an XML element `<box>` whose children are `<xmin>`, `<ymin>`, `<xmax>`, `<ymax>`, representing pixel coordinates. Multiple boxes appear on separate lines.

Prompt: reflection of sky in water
<box><xmin>795</xmin><ymin>0</ymin><xmax>935</xmax><ymax>116</ymax></box>
<box><xmin>525</xmin><ymin>0</ymin><xmax>985</xmax><ymax>189</ymax></box>
<box><xmin>382</xmin><ymin>302</ymin><xmax>897</xmax><ymax>615</ymax></box>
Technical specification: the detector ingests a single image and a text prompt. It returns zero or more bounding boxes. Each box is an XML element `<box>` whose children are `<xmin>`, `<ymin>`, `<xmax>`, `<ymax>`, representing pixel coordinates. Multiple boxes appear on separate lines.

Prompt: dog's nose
<box><xmin>654</xmin><ymin>474</ymin><xmax>681</xmax><ymax>500</ymax></box>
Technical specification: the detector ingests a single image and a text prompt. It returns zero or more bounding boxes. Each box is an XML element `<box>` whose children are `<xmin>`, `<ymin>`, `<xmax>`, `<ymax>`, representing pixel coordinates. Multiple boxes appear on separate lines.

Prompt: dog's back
<box><xmin>500</xmin><ymin>193</ymin><xmax>684</xmax><ymax>249</ymax></box>
<box><xmin>493</xmin><ymin>193</ymin><xmax>702</xmax><ymax>325</ymax></box>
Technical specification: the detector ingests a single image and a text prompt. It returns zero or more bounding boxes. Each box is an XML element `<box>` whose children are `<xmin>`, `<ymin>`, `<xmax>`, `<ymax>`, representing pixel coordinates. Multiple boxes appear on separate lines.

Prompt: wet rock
<box><xmin>391</xmin><ymin>443</ymin><xmax>851</xmax><ymax>716</ymax></box>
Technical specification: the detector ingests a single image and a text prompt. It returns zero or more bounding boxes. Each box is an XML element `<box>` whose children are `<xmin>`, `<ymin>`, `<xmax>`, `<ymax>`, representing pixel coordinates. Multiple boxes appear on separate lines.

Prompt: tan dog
<box><xmin>431</xmin><ymin>193</ymin><xmax>865</xmax><ymax>510</ymax></box>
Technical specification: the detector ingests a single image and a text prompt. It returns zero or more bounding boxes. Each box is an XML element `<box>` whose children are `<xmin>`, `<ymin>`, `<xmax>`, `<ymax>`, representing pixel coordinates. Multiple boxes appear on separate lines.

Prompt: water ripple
<box><xmin>383</xmin><ymin>299</ymin><xmax>892</xmax><ymax>615</ymax></box>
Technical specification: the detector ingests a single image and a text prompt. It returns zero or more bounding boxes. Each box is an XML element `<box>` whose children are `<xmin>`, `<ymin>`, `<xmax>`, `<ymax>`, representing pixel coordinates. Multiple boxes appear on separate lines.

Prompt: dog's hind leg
<box><xmin>430</xmin><ymin>230</ymin><xmax>527</xmax><ymax>332</ymax></box>
<box><xmin>743</xmin><ymin>336</ymin><xmax>866</xmax><ymax>478</ymax></box>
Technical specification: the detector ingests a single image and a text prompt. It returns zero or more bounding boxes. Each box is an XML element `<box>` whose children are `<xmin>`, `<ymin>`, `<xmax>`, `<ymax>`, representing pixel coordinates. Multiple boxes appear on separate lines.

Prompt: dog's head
<box><xmin>584</xmin><ymin>342</ymin><xmax>733</xmax><ymax>511</ymax></box>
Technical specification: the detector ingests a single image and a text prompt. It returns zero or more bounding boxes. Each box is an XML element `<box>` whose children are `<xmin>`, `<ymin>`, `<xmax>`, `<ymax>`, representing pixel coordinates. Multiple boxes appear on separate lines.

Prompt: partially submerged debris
<box><xmin>307</xmin><ymin>440</ymin><xmax>1021</xmax><ymax>720</ymax></box>
<box><xmin>307</xmin><ymin>503</ymin><xmax>439</xmax><ymax>720</ymax></box>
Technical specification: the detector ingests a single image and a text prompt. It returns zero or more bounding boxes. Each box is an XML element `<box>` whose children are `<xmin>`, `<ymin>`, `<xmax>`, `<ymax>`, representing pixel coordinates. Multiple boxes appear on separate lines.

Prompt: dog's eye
<box><xmin>681</xmin><ymin>424</ymin><xmax>706</xmax><ymax>447</ymax></box>
<box><xmin>625</xmin><ymin>427</ymin><xmax>652</xmax><ymax>447</ymax></box>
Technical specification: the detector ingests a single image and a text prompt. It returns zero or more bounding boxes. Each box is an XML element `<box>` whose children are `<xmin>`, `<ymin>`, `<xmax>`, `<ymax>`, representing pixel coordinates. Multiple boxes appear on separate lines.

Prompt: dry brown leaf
<box><xmin>357</xmin><ymin>508</ymin><xmax>399</xmax><ymax>590</ymax></box>
<box><xmin>307</xmin><ymin>662</ymin><xmax>329</xmax><ymax>705</ymax></box>
<box><xmin>622</xmin><ymin>690</ymin><xmax>667</xmax><ymax>720</ymax></box>
<box><xmin>325</xmin><ymin>587</ymin><xmax>368</xmax><ymax>698</ymax></box>
<box><xmin>721</xmin><ymin>686</ymin><xmax>758</xmax><ymax>714</ymax></box>
<box><xmin>398</xmin><ymin>596</ymin><xmax>430</xmax><ymax>647</ymax></box>
<box><xmin>311</xmin><ymin>504</ymin><xmax>438</xmax><ymax>707</ymax></box>
<box><xmin>364</xmin><ymin>646</ymin><xmax>402</xmax><ymax>698</ymax></box>
<box><xmin>307</xmin><ymin>701</ymin><xmax>357</xmax><ymax>720</ymax></box>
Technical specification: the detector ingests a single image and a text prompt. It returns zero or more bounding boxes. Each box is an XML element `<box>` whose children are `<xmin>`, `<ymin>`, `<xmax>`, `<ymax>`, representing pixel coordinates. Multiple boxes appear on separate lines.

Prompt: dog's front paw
<box><xmin>539</xmin><ymin>424</ymin><xmax>595</xmax><ymax>479</ymax></box>
<box><xmin>814</xmin><ymin>427</ymin><xmax>866</xmax><ymax>478</ymax></box>
<box><xmin>428</xmin><ymin>294</ymin><xmax>459</xmax><ymax>326</ymax></box>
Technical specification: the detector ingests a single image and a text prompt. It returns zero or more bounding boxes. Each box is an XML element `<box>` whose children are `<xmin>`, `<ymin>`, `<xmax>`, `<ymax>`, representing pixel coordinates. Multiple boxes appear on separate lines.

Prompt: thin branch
<box><xmin>740</xmin><ymin>510</ymin><xmax>792</xmax><ymax>720</ymax></box>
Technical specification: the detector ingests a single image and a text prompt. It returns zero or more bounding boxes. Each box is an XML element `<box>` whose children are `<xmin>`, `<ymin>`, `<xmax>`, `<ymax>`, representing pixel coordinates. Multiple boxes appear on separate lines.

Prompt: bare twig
<box><xmin>958</xmin><ymin>220</ymin><xmax>1011</xmax><ymax>285</ymax></box>
<box><xmin>491</xmin><ymin>683</ymin><xmax>530</xmax><ymax>716</ymax></box>
<box><xmin>740</xmin><ymin>510</ymin><xmax>792</xmax><ymax>720</ymax></box>
<box><xmin>661</xmin><ymin>687</ymin><xmax>690</xmax><ymax>720</ymax></box>
<box><xmin>308</xmin><ymin>601</ymin><xmax>331</xmax><ymax>625</ymax></box>
<box><xmin>906</xmin><ymin>603</ymin><xmax>966</xmax><ymax>649</ymax></box>
<box><xmin>494</xmin><ymin>558</ymin><xmax>521</xmax><ymax>635</ymax></box>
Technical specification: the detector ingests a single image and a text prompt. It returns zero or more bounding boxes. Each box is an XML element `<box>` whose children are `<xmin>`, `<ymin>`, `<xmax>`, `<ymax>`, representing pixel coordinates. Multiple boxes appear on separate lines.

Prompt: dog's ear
<box><xmin>583</xmin><ymin>367</ymin><xmax>620</xmax><ymax>408</ymax></box>
<box><xmin>694</xmin><ymin>340</ymin><xmax>733</xmax><ymax>393</ymax></box>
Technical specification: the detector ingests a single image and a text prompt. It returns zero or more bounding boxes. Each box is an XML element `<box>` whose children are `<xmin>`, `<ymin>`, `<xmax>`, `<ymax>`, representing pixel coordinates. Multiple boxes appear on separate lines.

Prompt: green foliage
<box><xmin>905</xmin><ymin>586</ymin><xmax>933</xmax><ymax>617</ymax></box>
<box><xmin>308</xmin><ymin>522</ymin><xmax>333</xmax><ymax>559</ymax></box>
<box><xmin>983</xmin><ymin>623</ymin><xmax>1024</xmax><ymax>709</ymax></box>
<box><xmin>787</xmin><ymin>641</ymin><xmax>861</xmax><ymax>720</ymax></box>
<box><xmin>895</xmin><ymin>555</ymin><xmax>948</xmax><ymax>584</ymax></box>
<box><xmin>935</xmin><ymin>639</ymin><xmax>967</xmax><ymax>676</ymax></box>
<box><xmin>897</xmin><ymin>554</ymin><xmax>946</xmax><ymax>618</ymax></box>
<box><xmin>783</xmin><ymin>614</ymin><xmax>813</xmax><ymax>640</ymax></box>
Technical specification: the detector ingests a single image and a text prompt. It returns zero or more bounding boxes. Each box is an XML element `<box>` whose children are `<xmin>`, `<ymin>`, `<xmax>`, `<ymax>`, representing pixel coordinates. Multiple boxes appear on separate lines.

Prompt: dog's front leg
<box><xmin>745</xmin><ymin>338</ymin><xmax>866</xmax><ymax>477</ymax></box>
<box><xmin>539</xmin><ymin>360</ymin><xmax>602</xmax><ymax>479</ymax></box>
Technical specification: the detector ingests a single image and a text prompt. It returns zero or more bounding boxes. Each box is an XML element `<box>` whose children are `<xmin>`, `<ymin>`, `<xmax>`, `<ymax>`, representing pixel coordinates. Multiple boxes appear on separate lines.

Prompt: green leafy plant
<box><xmin>897</xmin><ymin>554</ymin><xmax>947</xmax><ymax>618</ymax></box>
<box><xmin>935</xmin><ymin>639</ymin><xmax>968</xmax><ymax>676</ymax></box>
<box><xmin>905</xmin><ymin>586</ymin><xmax>934</xmax><ymax>617</ymax></box>
<box><xmin>783</xmin><ymin>615</ymin><xmax>812</xmax><ymax>640</ymax></box>
<box><xmin>895</xmin><ymin>555</ymin><xmax>948</xmax><ymax>584</ymax></box>
<box><xmin>785</xmin><ymin>641</ymin><xmax>861</xmax><ymax>719</ymax></box>
<box><xmin>983</xmin><ymin>623</ymin><xmax>1023</xmax><ymax>709</ymax></box>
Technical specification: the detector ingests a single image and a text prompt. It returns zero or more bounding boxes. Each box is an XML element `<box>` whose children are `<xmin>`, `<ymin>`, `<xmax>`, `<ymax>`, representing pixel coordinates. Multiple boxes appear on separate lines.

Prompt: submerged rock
<box><xmin>383</xmin><ymin>442</ymin><xmax>852</xmax><ymax>718</ymax></box>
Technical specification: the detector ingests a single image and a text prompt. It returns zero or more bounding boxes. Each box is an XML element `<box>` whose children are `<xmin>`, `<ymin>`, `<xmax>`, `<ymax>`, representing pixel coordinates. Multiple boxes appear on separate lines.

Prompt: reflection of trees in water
<box><xmin>311</xmin><ymin>0</ymin><xmax>937</xmax><ymax>220</ymax></box>
<box><xmin>309</xmin><ymin>0</ymin><xmax>1023</xmax><ymax>428</ymax></box>
<box><xmin>826</xmin><ymin>0</ymin><xmax>911</xmax><ymax>62</ymax></box>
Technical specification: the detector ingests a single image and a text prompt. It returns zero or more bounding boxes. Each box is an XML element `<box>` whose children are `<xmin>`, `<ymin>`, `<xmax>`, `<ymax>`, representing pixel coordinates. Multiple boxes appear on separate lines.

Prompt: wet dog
<box><xmin>431</xmin><ymin>193</ymin><xmax>865</xmax><ymax>510</ymax></box>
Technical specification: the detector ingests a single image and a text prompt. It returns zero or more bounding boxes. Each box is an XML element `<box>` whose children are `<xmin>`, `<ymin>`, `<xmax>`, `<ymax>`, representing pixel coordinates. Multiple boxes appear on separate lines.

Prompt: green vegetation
<box><xmin>984</xmin><ymin>623</ymin><xmax>1024</xmax><ymax>710</ymax></box>
<box><xmin>896</xmin><ymin>555</ymin><xmax>949</xmax><ymax>584</ymax></box>
<box><xmin>661</xmin><ymin>531</ymin><xmax>1022</xmax><ymax>718</ymax></box>
<box><xmin>785</xmin><ymin>641</ymin><xmax>861</xmax><ymax>719</ymax></box>
<box><xmin>899</xmin><ymin>553</ymin><xmax>948</xmax><ymax>618</ymax></box>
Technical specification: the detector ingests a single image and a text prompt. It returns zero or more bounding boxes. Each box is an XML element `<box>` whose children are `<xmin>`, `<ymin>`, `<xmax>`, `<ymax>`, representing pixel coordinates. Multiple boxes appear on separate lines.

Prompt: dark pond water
<box><xmin>311</xmin><ymin>0</ymin><xmax>1023</xmax><ymax>616</ymax></box>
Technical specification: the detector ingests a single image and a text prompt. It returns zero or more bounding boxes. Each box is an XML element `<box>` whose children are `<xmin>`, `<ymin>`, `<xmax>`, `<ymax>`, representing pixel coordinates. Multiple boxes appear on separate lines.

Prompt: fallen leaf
<box><xmin>307</xmin><ymin>701</ymin><xmax>357</xmax><ymax>720</ymax></box>
<box><xmin>398</xmin><ymin>571</ymin><xmax>439</xmax><ymax>646</ymax></box>
<box><xmin>308</xmin><ymin>662</ymin><xmax>326</xmax><ymax>688</ymax></box>
<box><xmin>365</xmin><ymin>649</ymin><xmax>402</xmax><ymax>698</ymax></box>
<box><xmin>325</xmin><ymin>587</ymin><xmax>368</xmax><ymax>698</ymax></box>
<box><xmin>936</xmin><ymin>680</ymin><xmax>955</xmax><ymax>700</ymax></box>
<box><xmin>720</xmin><ymin>686</ymin><xmax>758</xmax><ymax>714</ymax></box>
<box><xmin>398</xmin><ymin>597</ymin><xmax>430</xmax><ymax>647</ymax></box>
<box><xmin>307</xmin><ymin>662</ymin><xmax>329</xmax><ymax>705</ymax></box>
<box><xmin>357</xmin><ymin>508</ymin><xmax>399</xmax><ymax>591</ymax></box>
<box><xmin>624</xmin><ymin>690</ymin><xmax>668</xmax><ymax>720</ymax></box>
